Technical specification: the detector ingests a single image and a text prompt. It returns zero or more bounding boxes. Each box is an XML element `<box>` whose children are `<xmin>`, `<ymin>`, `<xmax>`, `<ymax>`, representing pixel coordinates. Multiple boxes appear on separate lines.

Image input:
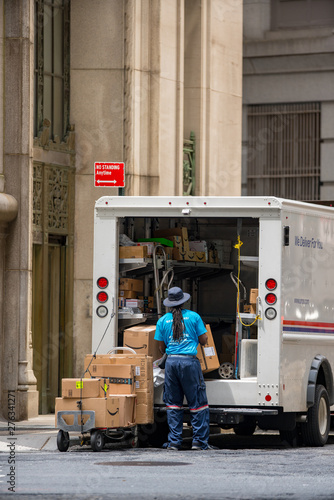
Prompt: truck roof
<box><xmin>95</xmin><ymin>196</ymin><xmax>334</xmax><ymax>218</ymax></box>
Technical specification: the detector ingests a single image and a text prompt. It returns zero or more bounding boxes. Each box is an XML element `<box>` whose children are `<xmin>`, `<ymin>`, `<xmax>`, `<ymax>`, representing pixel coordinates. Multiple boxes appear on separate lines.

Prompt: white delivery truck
<box><xmin>92</xmin><ymin>196</ymin><xmax>334</xmax><ymax>447</ymax></box>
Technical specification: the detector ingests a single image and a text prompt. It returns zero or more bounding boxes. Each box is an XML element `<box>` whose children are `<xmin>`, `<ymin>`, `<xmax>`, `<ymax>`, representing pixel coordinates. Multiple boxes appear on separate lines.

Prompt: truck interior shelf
<box><xmin>240</xmin><ymin>256</ymin><xmax>259</xmax><ymax>268</ymax></box>
<box><xmin>120</xmin><ymin>258</ymin><xmax>234</xmax><ymax>280</ymax></box>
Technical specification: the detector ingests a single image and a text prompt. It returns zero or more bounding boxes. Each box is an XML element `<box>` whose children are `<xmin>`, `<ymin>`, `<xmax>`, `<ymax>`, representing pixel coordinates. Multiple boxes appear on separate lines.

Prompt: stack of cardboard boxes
<box><xmin>55</xmin><ymin>322</ymin><xmax>220</xmax><ymax>431</ymax></box>
<box><xmin>118</xmin><ymin>278</ymin><xmax>155</xmax><ymax>313</ymax></box>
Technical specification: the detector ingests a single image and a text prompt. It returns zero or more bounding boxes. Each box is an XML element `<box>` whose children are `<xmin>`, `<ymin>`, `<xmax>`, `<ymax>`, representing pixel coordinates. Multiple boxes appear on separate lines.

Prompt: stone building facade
<box><xmin>242</xmin><ymin>0</ymin><xmax>334</xmax><ymax>201</ymax></box>
<box><xmin>0</xmin><ymin>0</ymin><xmax>243</xmax><ymax>418</ymax></box>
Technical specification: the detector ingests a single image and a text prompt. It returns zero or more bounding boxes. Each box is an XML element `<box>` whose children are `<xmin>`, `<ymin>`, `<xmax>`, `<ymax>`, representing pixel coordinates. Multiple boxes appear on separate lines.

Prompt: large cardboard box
<box><xmin>123</xmin><ymin>325</ymin><xmax>161</xmax><ymax>361</ymax></box>
<box><xmin>196</xmin><ymin>325</ymin><xmax>220</xmax><ymax>374</ymax></box>
<box><xmin>55</xmin><ymin>396</ymin><xmax>135</xmax><ymax>428</ymax></box>
<box><xmin>89</xmin><ymin>364</ymin><xmax>135</xmax><ymax>394</ymax></box>
<box><xmin>119</xmin><ymin>278</ymin><xmax>144</xmax><ymax>293</ymax></box>
<box><xmin>62</xmin><ymin>378</ymin><xmax>105</xmax><ymax>399</ymax></box>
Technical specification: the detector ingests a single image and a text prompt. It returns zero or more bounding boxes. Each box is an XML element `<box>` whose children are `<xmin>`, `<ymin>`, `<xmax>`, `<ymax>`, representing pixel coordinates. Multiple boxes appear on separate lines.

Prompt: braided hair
<box><xmin>172</xmin><ymin>305</ymin><xmax>184</xmax><ymax>341</ymax></box>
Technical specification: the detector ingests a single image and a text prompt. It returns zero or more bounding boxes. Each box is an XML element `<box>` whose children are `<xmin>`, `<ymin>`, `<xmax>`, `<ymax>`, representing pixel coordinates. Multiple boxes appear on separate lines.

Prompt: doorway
<box><xmin>32</xmin><ymin>235</ymin><xmax>73</xmax><ymax>414</ymax></box>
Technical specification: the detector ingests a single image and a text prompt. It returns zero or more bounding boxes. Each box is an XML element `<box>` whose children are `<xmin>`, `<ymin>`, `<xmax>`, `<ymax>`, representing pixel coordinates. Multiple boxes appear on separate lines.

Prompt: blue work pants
<box><xmin>163</xmin><ymin>355</ymin><xmax>210</xmax><ymax>449</ymax></box>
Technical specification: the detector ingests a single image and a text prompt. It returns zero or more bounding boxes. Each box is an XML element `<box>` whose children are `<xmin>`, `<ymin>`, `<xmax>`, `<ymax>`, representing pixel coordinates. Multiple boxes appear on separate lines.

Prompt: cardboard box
<box><xmin>208</xmin><ymin>249</ymin><xmax>219</xmax><ymax>264</ymax></box>
<box><xmin>249</xmin><ymin>288</ymin><xmax>258</xmax><ymax>304</ymax></box>
<box><xmin>119</xmin><ymin>290</ymin><xmax>138</xmax><ymax>299</ymax></box>
<box><xmin>173</xmin><ymin>248</ymin><xmax>187</xmax><ymax>261</ymax></box>
<box><xmin>138</xmin><ymin>296</ymin><xmax>154</xmax><ymax>309</ymax></box>
<box><xmin>119</xmin><ymin>278</ymin><xmax>144</xmax><ymax>293</ymax></box>
<box><xmin>135</xmin><ymin>390</ymin><xmax>154</xmax><ymax>424</ymax></box>
<box><xmin>109</xmin><ymin>354</ymin><xmax>154</xmax><ymax>391</ymax></box>
<box><xmin>153</xmin><ymin>227</ymin><xmax>189</xmax><ymax>251</ymax></box>
<box><xmin>185</xmin><ymin>250</ymin><xmax>206</xmax><ymax>263</ymax></box>
<box><xmin>196</xmin><ymin>325</ymin><xmax>220</xmax><ymax>374</ymax></box>
<box><xmin>55</xmin><ymin>396</ymin><xmax>136</xmax><ymax>428</ymax></box>
<box><xmin>119</xmin><ymin>246</ymin><xmax>148</xmax><ymax>259</ymax></box>
<box><xmin>61</xmin><ymin>378</ymin><xmax>105</xmax><ymax>399</ymax></box>
<box><xmin>123</xmin><ymin>325</ymin><xmax>161</xmax><ymax>361</ymax></box>
<box><xmin>90</xmin><ymin>364</ymin><xmax>135</xmax><ymax>394</ymax></box>
<box><xmin>135</xmin><ymin>242</ymin><xmax>155</xmax><ymax>256</ymax></box>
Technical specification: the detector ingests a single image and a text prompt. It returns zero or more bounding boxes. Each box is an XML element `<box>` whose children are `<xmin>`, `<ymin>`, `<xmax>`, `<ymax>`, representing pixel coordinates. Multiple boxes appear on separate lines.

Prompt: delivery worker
<box><xmin>154</xmin><ymin>286</ymin><xmax>216</xmax><ymax>450</ymax></box>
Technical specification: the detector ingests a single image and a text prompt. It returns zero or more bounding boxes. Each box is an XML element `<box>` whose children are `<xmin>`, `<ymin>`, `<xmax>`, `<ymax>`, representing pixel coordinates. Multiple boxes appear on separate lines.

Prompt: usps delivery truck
<box><xmin>92</xmin><ymin>196</ymin><xmax>334</xmax><ymax>447</ymax></box>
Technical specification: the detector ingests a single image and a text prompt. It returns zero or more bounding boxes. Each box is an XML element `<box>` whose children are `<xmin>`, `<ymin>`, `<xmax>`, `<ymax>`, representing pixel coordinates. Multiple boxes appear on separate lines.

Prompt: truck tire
<box><xmin>233</xmin><ymin>420</ymin><xmax>256</xmax><ymax>436</ymax></box>
<box><xmin>57</xmin><ymin>430</ymin><xmax>70</xmax><ymax>452</ymax></box>
<box><xmin>90</xmin><ymin>430</ymin><xmax>105</xmax><ymax>452</ymax></box>
<box><xmin>301</xmin><ymin>384</ymin><xmax>330</xmax><ymax>447</ymax></box>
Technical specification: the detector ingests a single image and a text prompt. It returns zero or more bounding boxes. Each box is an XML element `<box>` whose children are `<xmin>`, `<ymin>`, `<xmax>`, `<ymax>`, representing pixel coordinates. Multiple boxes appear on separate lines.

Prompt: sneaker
<box><xmin>162</xmin><ymin>442</ymin><xmax>180</xmax><ymax>450</ymax></box>
<box><xmin>192</xmin><ymin>443</ymin><xmax>219</xmax><ymax>450</ymax></box>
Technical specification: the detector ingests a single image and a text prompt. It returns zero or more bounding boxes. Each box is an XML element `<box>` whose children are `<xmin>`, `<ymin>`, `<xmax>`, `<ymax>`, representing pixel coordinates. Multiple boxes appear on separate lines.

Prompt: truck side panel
<box><xmin>281</xmin><ymin>209</ymin><xmax>334</xmax><ymax>412</ymax></box>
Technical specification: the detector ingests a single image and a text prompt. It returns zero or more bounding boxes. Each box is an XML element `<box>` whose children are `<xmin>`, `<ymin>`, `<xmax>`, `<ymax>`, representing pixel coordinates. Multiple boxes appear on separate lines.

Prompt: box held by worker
<box><xmin>196</xmin><ymin>324</ymin><xmax>220</xmax><ymax>373</ymax></box>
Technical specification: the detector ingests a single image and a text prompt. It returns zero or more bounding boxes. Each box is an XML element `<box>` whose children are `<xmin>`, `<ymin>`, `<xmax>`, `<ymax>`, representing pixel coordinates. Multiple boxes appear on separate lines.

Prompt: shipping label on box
<box><xmin>123</xmin><ymin>326</ymin><xmax>161</xmax><ymax>361</ymax></box>
<box><xmin>119</xmin><ymin>278</ymin><xmax>144</xmax><ymax>293</ymax></box>
<box><xmin>196</xmin><ymin>324</ymin><xmax>220</xmax><ymax>374</ymax></box>
<box><xmin>125</xmin><ymin>299</ymin><xmax>144</xmax><ymax>309</ymax></box>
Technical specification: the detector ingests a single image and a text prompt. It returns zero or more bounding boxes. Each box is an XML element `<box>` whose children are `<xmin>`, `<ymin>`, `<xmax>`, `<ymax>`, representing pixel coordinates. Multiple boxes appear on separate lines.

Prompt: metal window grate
<box><xmin>247</xmin><ymin>103</ymin><xmax>320</xmax><ymax>201</ymax></box>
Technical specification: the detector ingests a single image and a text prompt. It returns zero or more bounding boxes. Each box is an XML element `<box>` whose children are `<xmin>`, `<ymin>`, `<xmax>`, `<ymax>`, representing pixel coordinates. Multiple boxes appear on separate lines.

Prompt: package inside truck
<box><xmin>118</xmin><ymin>215</ymin><xmax>260</xmax><ymax>380</ymax></box>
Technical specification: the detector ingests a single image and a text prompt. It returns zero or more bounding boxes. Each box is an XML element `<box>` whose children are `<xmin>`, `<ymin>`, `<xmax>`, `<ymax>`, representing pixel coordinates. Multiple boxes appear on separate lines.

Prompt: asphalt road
<box><xmin>1</xmin><ymin>432</ymin><xmax>334</xmax><ymax>499</ymax></box>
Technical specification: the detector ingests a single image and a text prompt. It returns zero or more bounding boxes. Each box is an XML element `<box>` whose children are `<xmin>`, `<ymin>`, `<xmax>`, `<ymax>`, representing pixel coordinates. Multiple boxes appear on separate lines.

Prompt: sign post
<box><xmin>94</xmin><ymin>162</ymin><xmax>125</xmax><ymax>188</ymax></box>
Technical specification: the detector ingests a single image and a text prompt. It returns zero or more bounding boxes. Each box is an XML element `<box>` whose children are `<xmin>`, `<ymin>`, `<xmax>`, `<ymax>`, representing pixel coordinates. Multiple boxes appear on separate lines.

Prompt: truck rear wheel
<box><xmin>301</xmin><ymin>384</ymin><xmax>330</xmax><ymax>447</ymax></box>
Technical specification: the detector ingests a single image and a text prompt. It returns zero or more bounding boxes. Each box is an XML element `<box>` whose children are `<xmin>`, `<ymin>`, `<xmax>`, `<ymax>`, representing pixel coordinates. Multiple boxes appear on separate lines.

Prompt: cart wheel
<box><xmin>90</xmin><ymin>430</ymin><xmax>105</xmax><ymax>452</ymax></box>
<box><xmin>218</xmin><ymin>362</ymin><xmax>234</xmax><ymax>379</ymax></box>
<box><xmin>57</xmin><ymin>430</ymin><xmax>70</xmax><ymax>452</ymax></box>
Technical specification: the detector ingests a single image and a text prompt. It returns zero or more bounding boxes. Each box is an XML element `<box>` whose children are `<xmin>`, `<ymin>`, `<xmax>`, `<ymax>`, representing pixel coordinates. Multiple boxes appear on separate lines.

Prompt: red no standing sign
<box><xmin>94</xmin><ymin>162</ymin><xmax>125</xmax><ymax>187</ymax></box>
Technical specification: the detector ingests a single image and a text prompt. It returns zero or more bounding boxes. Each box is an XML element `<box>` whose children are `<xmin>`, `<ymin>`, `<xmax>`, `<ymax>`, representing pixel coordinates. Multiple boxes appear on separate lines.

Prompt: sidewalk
<box><xmin>0</xmin><ymin>414</ymin><xmax>59</xmax><ymax>452</ymax></box>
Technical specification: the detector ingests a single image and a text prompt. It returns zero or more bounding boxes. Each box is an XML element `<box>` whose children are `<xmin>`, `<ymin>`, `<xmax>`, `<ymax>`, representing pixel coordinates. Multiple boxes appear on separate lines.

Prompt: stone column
<box><xmin>1</xmin><ymin>0</ymin><xmax>38</xmax><ymax>420</ymax></box>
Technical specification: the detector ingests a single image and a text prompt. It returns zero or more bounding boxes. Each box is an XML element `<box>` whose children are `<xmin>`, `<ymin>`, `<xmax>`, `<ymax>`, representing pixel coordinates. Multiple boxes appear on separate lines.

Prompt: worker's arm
<box><xmin>158</xmin><ymin>340</ymin><xmax>166</xmax><ymax>354</ymax></box>
<box><xmin>198</xmin><ymin>333</ymin><xmax>208</xmax><ymax>346</ymax></box>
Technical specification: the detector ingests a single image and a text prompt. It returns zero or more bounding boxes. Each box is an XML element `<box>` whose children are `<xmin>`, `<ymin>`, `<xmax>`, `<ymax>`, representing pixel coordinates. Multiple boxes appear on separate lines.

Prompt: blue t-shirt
<box><xmin>154</xmin><ymin>309</ymin><xmax>207</xmax><ymax>355</ymax></box>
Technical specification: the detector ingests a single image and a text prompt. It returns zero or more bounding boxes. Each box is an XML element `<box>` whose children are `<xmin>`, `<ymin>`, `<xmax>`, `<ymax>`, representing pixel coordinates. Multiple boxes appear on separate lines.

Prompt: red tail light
<box><xmin>265</xmin><ymin>293</ymin><xmax>277</xmax><ymax>305</ymax></box>
<box><xmin>97</xmin><ymin>291</ymin><xmax>108</xmax><ymax>303</ymax></box>
<box><xmin>266</xmin><ymin>279</ymin><xmax>277</xmax><ymax>291</ymax></box>
<box><xmin>97</xmin><ymin>277</ymin><xmax>108</xmax><ymax>289</ymax></box>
